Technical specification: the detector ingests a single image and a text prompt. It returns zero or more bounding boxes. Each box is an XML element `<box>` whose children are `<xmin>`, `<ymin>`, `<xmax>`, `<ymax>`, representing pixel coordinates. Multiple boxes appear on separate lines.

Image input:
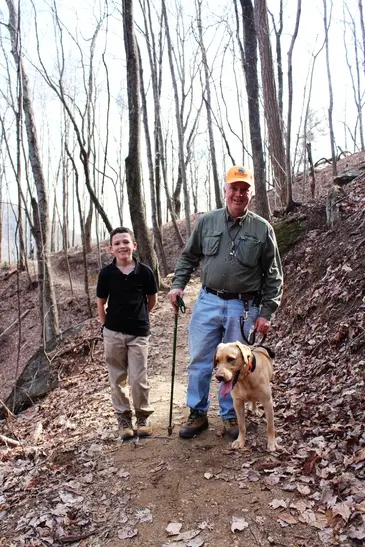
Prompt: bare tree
<box><xmin>161</xmin><ymin>0</ymin><xmax>192</xmax><ymax>235</ymax></box>
<box><xmin>5</xmin><ymin>0</ymin><xmax>60</xmax><ymax>348</ymax></box>
<box><xmin>323</xmin><ymin>0</ymin><xmax>337</xmax><ymax>176</ymax></box>
<box><xmin>65</xmin><ymin>144</ymin><xmax>92</xmax><ymax>317</ymax></box>
<box><xmin>195</xmin><ymin>0</ymin><xmax>222</xmax><ymax>210</ymax></box>
<box><xmin>285</xmin><ymin>0</ymin><xmax>302</xmax><ymax>212</ymax></box>
<box><xmin>122</xmin><ymin>0</ymin><xmax>158</xmax><ymax>272</ymax></box>
<box><xmin>32</xmin><ymin>1</ymin><xmax>113</xmax><ymax>242</ymax></box>
<box><xmin>301</xmin><ymin>40</ymin><xmax>325</xmax><ymax>198</ymax></box>
<box><xmin>138</xmin><ymin>44</ymin><xmax>168</xmax><ymax>276</ymax></box>
<box><xmin>343</xmin><ymin>4</ymin><xmax>365</xmax><ymax>150</ymax></box>
<box><xmin>216</xmin><ymin>37</ymin><xmax>248</xmax><ymax>164</ymax></box>
<box><xmin>268</xmin><ymin>0</ymin><xmax>284</xmax><ymax>119</ymax></box>
<box><xmin>236</xmin><ymin>0</ymin><xmax>270</xmax><ymax>219</ymax></box>
<box><xmin>306</xmin><ymin>142</ymin><xmax>316</xmax><ymax>199</ymax></box>
<box><xmin>139</xmin><ymin>0</ymin><xmax>184</xmax><ymax>249</ymax></box>
<box><xmin>254</xmin><ymin>0</ymin><xmax>287</xmax><ymax>205</ymax></box>
<box><xmin>358</xmin><ymin>0</ymin><xmax>365</xmax><ymax>75</ymax></box>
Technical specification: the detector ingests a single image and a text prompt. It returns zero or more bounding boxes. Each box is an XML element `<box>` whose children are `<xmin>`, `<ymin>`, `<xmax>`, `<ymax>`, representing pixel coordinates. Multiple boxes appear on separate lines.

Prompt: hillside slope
<box><xmin>0</xmin><ymin>167</ymin><xmax>364</xmax><ymax>546</ymax></box>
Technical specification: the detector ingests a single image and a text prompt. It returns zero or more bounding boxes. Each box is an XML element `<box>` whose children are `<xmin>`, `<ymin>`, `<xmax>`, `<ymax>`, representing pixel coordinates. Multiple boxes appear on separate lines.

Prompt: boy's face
<box><xmin>109</xmin><ymin>232</ymin><xmax>136</xmax><ymax>262</ymax></box>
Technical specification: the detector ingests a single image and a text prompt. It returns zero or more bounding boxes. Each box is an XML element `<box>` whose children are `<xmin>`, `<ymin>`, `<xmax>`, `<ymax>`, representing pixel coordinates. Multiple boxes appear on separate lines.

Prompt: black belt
<box><xmin>204</xmin><ymin>287</ymin><xmax>258</xmax><ymax>301</ymax></box>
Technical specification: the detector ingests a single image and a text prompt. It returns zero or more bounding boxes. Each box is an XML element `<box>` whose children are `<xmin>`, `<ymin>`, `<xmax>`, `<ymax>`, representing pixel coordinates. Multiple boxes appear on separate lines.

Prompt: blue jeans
<box><xmin>187</xmin><ymin>288</ymin><xmax>260</xmax><ymax>419</ymax></box>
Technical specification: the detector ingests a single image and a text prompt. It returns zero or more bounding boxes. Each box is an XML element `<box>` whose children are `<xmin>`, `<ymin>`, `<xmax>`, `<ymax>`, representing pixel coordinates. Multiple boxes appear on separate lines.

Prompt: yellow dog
<box><xmin>214</xmin><ymin>341</ymin><xmax>277</xmax><ymax>452</ymax></box>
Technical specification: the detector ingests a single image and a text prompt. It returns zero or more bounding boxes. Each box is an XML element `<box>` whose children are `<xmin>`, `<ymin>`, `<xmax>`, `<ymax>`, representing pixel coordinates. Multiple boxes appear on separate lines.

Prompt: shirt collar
<box><xmin>112</xmin><ymin>257</ymin><xmax>139</xmax><ymax>273</ymax></box>
<box><xmin>225</xmin><ymin>207</ymin><xmax>249</xmax><ymax>225</ymax></box>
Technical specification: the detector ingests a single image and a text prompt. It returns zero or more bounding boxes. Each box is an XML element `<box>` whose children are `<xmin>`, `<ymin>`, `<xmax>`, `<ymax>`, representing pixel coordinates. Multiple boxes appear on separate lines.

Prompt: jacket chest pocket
<box><xmin>236</xmin><ymin>235</ymin><xmax>261</xmax><ymax>267</ymax></box>
<box><xmin>202</xmin><ymin>231</ymin><xmax>222</xmax><ymax>256</ymax></box>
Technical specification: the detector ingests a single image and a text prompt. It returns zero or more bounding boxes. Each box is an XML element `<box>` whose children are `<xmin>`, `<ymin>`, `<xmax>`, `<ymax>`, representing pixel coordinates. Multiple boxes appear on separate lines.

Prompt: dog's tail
<box><xmin>256</xmin><ymin>345</ymin><xmax>275</xmax><ymax>359</ymax></box>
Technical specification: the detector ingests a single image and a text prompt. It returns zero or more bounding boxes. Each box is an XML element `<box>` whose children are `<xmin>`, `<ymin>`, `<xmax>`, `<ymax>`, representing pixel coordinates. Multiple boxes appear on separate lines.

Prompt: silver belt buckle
<box><xmin>216</xmin><ymin>289</ymin><xmax>225</xmax><ymax>297</ymax></box>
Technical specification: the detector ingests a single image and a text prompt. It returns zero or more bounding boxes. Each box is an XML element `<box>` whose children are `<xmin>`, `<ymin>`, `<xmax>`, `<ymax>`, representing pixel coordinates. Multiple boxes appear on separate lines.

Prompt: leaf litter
<box><xmin>0</xmin><ymin>171</ymin><xmax>365</xmax><ymax>545</ymax></box>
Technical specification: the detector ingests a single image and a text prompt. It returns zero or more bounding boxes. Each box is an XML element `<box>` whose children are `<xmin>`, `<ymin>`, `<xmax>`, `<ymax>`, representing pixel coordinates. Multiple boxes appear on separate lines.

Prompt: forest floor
<box><xmin>0</xmin><ymin>157</ymin><xmax>365</xmax><ymax>546</ymax></box>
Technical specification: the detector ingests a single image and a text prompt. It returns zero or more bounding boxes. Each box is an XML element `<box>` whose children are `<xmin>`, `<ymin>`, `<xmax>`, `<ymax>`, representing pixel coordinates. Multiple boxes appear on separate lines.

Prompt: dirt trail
<box><xmin>0</xmin><ymin>281</ymin><xmax>322</xmax><ymax>546</ymax></box>
<box><xmin>1</xmin><ymin>172</ymin><xmax>365</xmax><ymax>545</ymax></box>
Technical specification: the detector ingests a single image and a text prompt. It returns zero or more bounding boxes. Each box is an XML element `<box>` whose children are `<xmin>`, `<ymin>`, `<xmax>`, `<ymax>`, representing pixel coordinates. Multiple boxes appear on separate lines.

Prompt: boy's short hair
<box><xmin>109</xmin><ymin>227</ymin><xmax>135</xmax><ymax>244</ymax></box>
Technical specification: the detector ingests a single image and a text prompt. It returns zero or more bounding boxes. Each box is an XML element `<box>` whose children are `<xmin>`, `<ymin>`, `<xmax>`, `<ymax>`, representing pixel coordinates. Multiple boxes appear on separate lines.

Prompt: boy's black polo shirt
<box><xmin>96</xmin><ymin>258</ymin><xmax>157</xmax><ymax>336</ymax></box>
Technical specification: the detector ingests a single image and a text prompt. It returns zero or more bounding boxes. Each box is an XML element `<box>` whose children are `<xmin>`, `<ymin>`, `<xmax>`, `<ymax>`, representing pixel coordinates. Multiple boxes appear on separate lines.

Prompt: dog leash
<box><xmin>168</xmin><ymin>296</ymin><xmax>186</xmax><ymax>436</ymax></box>
<box><xmin>240</xmin><ymin>305</ymin><xmax>266</xmax><ymax>347</ymax></box>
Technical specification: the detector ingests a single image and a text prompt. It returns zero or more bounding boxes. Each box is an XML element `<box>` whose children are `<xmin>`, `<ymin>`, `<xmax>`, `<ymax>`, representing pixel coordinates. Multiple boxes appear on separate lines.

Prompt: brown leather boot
<box><xmin>222</xmin><ymin>417</ymin><xmax>239</xmax><ymax>440</ymax></box>
<box><xmin>136</xmin><ymin>414</ymin><xmax>152</xmax><ymax>437</ymax></box>
<box><xmin>117</xmin><ymin>412</ymin><xmax>134</xmax><ymax>440</ymax></box>
<box><xmin>179</xmin><ymin>410</ymin><xmax>208</xmax><ymax>439</ymax></box>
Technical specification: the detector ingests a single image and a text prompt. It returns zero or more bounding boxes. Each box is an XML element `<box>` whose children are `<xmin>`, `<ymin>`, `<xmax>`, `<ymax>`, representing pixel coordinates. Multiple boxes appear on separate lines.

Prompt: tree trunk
<box><xmin>138</xmin><ymin>44</ymin><xmax>168</xmax><ymax>277</ymax></box>
<box><xmin>323</xmin><ymin>0</ymin><xmax>337</xmax><ymax>176</ymax></box>
<box><xmin>285</xmin><ymin>0</ymin><xmax>302</xmax><ymax>212</ymax></box>
<box><xmin>84</xmin><ymin>198</ymin><xmax>93</xmax><ymax>254</ymax></box>
<box><xmin>161</xmin><ymin>0</ymin><xmax>191</xmax><ymax>235</ymax></box>
<box><xmin>343</xmin><ymin>6</ymin><xmax>365</xmax><ymax>150</ymax></box>
<box><xmin>122</xmin><ymin>0</ymin><xmax>158</xmax><ymax>273</ymax></box>
<box><xmin>269</xmin><ymin>0</ymin><xmax>284</xmax><ymax>119</ymax></box>
<box><xmin>306</xmin><ymin>142</ymin><xmax>316</xmax><ymax>199</ymax></box>
<box><xmin>6</xmin><ymin>0</ymin><xmax>60</xmax><ymax>349</ymax></box>
<box><xmin>237</xmin><ymin>0</ymin><xmax>270</xmax><ymax>220</ymax></box>
<box><xmin>255</xmin><ymin>0</ymin><xmax>287</xmax><ymax>205</ymax></box>
<box><xmin>140</xmin><ymin>0</ymin><xmax>183</xmax><ymax>246</ymax></box>
<box><xmin>33</xmin><ymin>5</ymin><xmax>113</xmax><ymax>235</ymax></box>
<box><xmin>65</xmin><ymin>144</ymin><xmax>92</xmax><ymax>317</ymax></box>
<box><xmin>195</xmin><ymin>0</ymin><xmax>222</xmax><ymax>210</ymax></box>
<box><xmin>358</xmin><ymin>0</ymin><xmax>365</xmax><ymax>76</ymax></box>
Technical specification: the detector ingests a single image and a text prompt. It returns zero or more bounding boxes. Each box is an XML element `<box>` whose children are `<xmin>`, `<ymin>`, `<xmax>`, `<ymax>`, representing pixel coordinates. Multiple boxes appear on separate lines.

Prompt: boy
<box><xmin>96</xmin><ymin>227</ymin><xmax>158</xmax><ymax>439</ymax></box>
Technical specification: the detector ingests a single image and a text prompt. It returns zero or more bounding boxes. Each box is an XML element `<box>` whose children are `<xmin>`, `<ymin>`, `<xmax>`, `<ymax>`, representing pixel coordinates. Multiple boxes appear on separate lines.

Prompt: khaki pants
<box><xmin>103</xmin><ymin>327</ymin><xmax>154</xmax><ymax>416</ymax></box>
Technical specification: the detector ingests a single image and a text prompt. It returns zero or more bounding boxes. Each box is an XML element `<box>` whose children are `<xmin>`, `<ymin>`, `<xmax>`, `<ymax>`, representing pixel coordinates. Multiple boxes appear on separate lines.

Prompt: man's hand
<box><xmin>254</xmin><ymin>317</ymin><xmax>271</xmax><ymax>334</ymax></box>
<box><xmin>99</xmin><ymin>324</ymin><xmax>104</xmax><ymax>339</ymax></box>
<box><xmin>168</xmin><ymin>288</ymin><xmax>184</xmax><ymax>314</ymax></box>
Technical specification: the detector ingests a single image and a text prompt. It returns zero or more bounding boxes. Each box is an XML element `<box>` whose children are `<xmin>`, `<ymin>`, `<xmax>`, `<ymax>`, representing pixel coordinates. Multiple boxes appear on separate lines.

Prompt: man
<box><xmin>168</xmin><ymin>166</ymin><xmax>283</xmax><ymax>439</ymax></box>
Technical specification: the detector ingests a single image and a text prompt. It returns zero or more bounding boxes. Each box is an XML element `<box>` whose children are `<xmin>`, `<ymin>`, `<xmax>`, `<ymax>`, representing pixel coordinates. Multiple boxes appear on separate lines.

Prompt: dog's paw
<box><xmin>250</xmin><ymin>402</ymin><xmax>263</xmax><ymax>417</ymax></box>
<box><xmin>267</xmin><ymin>439</ymin><xmax>277</xmax><ymax>452</ymax></box>
<box><xmin>232</xmin><ymin>439</ymin><xmax>245</xmax><ymax>450</ymax></box>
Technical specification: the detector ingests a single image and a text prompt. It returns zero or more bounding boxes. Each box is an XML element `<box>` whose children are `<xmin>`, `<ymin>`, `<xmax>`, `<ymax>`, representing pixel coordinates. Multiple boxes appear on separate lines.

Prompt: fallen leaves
<box><xmin>1</xmin><ymin>174</ymin><xmax>365</xmax><ymax>545</ymax></box>
<box><xmin>277</xmin><ymin>513</ymin><xmax>298</xmax><ymax>526</ymax></box>
<box><xmin>118</xmin><ymin>526</ymin><xmax>138</xmax><ymax>539</ymax></box>
<box><xmin>231</xmin><ymin>516</ymin><xmax>249</xmax><ymax>532</ymax></box>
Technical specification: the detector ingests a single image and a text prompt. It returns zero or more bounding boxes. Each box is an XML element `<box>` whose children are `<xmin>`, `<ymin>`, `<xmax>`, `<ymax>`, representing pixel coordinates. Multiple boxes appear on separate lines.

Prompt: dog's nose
<box><xmin>215</xmin><ymin>373</ymin><xmax>224</xmax><ymax>382</ymax></box>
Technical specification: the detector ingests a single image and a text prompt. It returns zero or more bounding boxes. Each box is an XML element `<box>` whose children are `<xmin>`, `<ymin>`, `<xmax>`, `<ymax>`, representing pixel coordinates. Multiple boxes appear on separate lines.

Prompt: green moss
<box><xmin>273</xmin><ymin>216</ymin><xmax>308</xmax><ymax>255</ymax></box>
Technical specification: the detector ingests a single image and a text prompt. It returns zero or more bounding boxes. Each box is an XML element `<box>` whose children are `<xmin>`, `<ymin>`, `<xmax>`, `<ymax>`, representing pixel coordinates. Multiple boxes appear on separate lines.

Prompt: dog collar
<box><xmin>246</xmin><ymin>355</ymin><xmax>256</xmax><ymax>376</ymax></box>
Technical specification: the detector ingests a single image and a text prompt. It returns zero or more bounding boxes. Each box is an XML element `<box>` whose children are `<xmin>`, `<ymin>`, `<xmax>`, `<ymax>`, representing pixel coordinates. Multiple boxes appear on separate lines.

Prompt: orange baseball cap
<box><xmin>225</xmin><ymin>165</ymin><xmax>253</xmax><ymax>185</ymax></box>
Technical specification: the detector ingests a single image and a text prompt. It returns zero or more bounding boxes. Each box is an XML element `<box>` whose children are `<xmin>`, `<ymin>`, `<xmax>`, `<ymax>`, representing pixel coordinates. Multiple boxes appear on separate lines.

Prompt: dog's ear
<box><xmin>213</xmin><ymin>348</ymin><xmax>218</xmax><ymax>368</ymax></box>
<box><xmin>258</xmin><ymin>345</ymin><xmax>275</xmax><ymax>359</ymax></box>
<box><xmin>235</xmin><ymin>341</ymin><xmax>251</xmax><ymax>366</ymax></box>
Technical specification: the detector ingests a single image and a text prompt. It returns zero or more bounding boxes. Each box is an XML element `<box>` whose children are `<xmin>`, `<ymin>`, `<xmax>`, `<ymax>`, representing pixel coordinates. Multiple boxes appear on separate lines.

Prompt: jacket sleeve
<box><xmin>259</xmin><ymin>225</ymin><xmax>283</xmax><ymax>320</ymax></box>
<box><xmin>171</xmin><ymin>217</ymin><xmax>204</xmax><ymax>290</ymax></box>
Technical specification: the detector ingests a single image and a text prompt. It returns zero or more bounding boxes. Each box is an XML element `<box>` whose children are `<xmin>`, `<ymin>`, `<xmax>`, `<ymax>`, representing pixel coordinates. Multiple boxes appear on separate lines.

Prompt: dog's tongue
<box><xmin>221</xmin><ymin>380</ymin><xmax>234</xmax><ymax>397</ymax></box>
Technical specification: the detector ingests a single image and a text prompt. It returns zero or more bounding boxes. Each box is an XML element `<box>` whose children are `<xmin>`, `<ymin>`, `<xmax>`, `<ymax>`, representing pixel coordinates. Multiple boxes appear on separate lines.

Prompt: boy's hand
<box><xmin>99</xmin><ymin>325</ymin><xmax>104</xmax><ymax>339</ymax></box>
